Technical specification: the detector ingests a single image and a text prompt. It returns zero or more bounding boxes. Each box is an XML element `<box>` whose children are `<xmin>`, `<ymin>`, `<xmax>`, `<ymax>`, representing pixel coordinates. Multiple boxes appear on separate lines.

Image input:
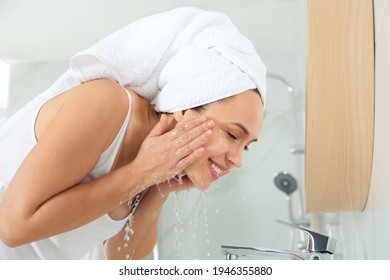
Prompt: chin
<box><xmin>195</xmin><ymin>183</ymin><xmax>211</xmax><ymax>192</ymax></box>
<box><xmin>185</xmin><ymin>171</ymin><xmax>212</xmax><ymax>192</ymax></box>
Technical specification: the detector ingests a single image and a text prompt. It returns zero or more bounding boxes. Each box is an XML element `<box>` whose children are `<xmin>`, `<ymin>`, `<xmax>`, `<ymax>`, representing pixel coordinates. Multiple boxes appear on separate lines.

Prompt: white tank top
<box><xmin>0</xmin><ymin>84</ymin><xmax>132</xmax><ymax>259</ymax></box>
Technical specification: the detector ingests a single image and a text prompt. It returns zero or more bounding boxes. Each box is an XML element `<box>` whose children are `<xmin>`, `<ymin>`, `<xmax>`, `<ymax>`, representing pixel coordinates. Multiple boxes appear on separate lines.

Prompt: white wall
<box><xmin>0</xmin><ymin>61</ymin><xmax>10</xmax><ymax>126</ymax></box>
<box><xmin>317</xmin><ymin>0</ymin><xmax>390</xmax><ymax>260</ymax></box>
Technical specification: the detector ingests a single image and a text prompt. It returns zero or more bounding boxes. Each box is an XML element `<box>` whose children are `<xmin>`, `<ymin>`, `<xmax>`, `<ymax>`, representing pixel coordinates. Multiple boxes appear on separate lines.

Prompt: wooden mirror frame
<box><xmin>305</xmin><ymin>0</ymin><xmax>375</xmax><ymax>212</ymax></box>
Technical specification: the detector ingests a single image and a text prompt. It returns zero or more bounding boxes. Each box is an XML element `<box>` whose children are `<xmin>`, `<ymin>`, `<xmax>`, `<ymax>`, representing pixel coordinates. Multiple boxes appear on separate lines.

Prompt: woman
<box><xmin>0</xmin><ymin>7</ymin><xmax>266</xmax><ymax>259</ymax></box>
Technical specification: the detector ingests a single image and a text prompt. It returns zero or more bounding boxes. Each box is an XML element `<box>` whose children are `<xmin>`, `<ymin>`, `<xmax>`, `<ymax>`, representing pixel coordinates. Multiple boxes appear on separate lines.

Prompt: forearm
<box><xmin>104</xmin><ymin>186</ymin><xmax>168</xmax><ymax>260</ymax></box>
<box><xmin>0</xmin><ymin>163</ymin><xmax>145</xmax><ymax>247</ymax></box>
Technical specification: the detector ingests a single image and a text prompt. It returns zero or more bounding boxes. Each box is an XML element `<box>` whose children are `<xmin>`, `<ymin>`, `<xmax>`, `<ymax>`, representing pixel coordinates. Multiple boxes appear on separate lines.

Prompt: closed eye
<box><xmin>227</xmin><ymin>132</ymin><xmax>250</xmax><ymax>151</ymax></box>
<box><xmin>227</xmin><ymin>132</ymin><xmax>238</xmax><ymax>141</ymax></box>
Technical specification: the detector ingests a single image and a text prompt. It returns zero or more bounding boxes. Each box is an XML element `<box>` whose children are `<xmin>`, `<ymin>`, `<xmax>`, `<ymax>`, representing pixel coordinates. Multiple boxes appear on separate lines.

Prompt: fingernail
<box><xmin>199</xmin><ymin>116</ymin><xmax>207</xmax><ymax>122</ymax></box>
<box><xmin>204</xmin><ymin>129</ymin><xmax>212</xmax><ymax>137</ymax></box>
<box><xmin>197</xmin><ymin>147</ymin><xmax>205</xmax><ymax>155</ymax></box>
<box><xmin>207</xmin><ymin>120</ymin><xmax>214</xmax><ymax>127</ymax></box>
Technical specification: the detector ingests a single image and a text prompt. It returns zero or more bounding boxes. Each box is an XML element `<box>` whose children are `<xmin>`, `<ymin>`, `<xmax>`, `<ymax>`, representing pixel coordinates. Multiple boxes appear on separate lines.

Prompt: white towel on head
<box><xmin>70</xmin><ymin>6</ymin><xmax>267</xmax><ymax>112</ymax></box>
<box><xmin>1</xmin><ymin>7</ymin><xmax>267</xmax><ymax>141</ymax></box>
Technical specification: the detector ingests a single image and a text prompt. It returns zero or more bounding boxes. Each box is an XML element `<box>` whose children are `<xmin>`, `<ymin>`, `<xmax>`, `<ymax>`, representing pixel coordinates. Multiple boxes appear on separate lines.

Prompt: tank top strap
<box><xmin>88</xmin><ymin>85</ymin><xmax>132</xmax><ymax>178</ymax></box>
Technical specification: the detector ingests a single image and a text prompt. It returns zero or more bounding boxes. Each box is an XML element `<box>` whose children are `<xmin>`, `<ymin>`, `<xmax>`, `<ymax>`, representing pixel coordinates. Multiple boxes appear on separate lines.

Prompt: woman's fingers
<box><xmin>172</xmin><ymin>119</ymin><xmax>214</xmax><ymax>147</ymax></box>
<box><xmin>133</xmin><ymin>112</ymin><xmax>214</xmax><ymax>187</ymax></box>
<box><xmin>174</xmin><ymin>128</ymin><xmax>212</xmax><ymax>160</ymax></box>
<box><xmin>176</xmin><ymin>146</ymin><xmax>206</xmax><ymax>170</ymax></box>
<box><xmin>168</xmin><ymin>115</ymin><xmax>209</xmax><ymax>140</ymax></box>
<box><xmin>148</xmin><ymin>114</ymin><xmax>169</xmax><ymax>137</ymax></box>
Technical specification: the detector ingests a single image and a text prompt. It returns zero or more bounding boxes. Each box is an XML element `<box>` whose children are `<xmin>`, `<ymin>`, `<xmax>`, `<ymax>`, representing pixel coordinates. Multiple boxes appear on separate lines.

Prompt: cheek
<box><xmin>184</xmin><ymin>133</ymin><xmax>228</xmax><ymax>189</ymax></box>
<box><xmin>203</xmin><ymin>128</ymin><xmax>227</xmax><ymax>153</ymax></box>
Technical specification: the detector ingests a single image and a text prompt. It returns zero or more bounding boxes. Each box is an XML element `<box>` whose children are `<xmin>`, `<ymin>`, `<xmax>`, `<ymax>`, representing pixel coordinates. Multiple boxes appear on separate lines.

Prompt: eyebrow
<box><xmin>232</xmin><ymin>122</ymin><xmax>258</xmax><ymax>143</ymax></box>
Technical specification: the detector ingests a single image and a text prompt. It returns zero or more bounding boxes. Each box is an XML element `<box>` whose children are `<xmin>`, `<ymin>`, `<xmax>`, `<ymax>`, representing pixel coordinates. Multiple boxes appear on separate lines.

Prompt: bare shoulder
<box><xmin>36</xmin><ymin>79</ymin><xmax>130</xmax><ymax>146</ymax></box>
<box><xmin>68</xmin><ymin>79</ymin><xmax>129</xmax><ymax>113</ymax></box>
<box><xmin>2</xmin><ymin>80</ymin><xmax>132</xmax><ymax>226</ymax></box>
<box><xmin>26</xmin><ymin>79</ymin><xmax>131</xmax><ymax>195</ymax></box>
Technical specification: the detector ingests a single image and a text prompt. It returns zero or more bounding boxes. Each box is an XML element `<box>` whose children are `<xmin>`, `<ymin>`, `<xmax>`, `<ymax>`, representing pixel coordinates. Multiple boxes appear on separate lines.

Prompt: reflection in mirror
<box><xmin>0</xmin><ymin>0</ymin><xmax>307</xmax><ymax>260</ymax></box>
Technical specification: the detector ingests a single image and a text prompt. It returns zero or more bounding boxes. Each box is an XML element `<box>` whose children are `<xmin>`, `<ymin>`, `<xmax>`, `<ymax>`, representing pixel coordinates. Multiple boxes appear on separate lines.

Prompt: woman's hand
<box><xmin>132</xmin><ymin>112</ymin><xmax>213</xmax><ymax>188</ymax></box>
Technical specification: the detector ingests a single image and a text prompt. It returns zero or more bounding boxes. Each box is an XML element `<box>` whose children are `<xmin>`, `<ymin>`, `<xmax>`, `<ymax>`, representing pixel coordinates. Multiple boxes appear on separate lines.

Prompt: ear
<box><xmin>173</xmin><ymin>110</ymin><xmax>185</xmax><ymax>122</ymax></box>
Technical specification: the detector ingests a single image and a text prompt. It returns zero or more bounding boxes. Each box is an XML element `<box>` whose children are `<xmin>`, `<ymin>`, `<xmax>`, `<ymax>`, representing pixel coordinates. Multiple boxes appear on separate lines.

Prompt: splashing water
<box><xmin>171</xmin><ymin>172</ymin><xmax>187</xmax><ymax>256</ymax></box>
<box><xmin>213</xmin><ymin>184</ymin><xmax>221</xmax><ymax>214</ymax></box>
<box><xmin>202</xmin><ymin>192</ymin><xmax>211</xmax><ymax>258</ymax></box>
<box><xmin>173</xmin><ymin>192</ymin><xmax>184</xmax><ymax>256</ymax></box>
<box><xmin>117</xmin><ymin>191</ymin><xmax>145</xmax><ymax>259</ymax></box>
<box><xmin>191</xmin><ymin>191</ymin><xmax>211</xmax><ymax>258</ymax></box>
<box><xmin>156</xmin><ymin>183</ymin><xmax>164</xmax><ymax>199</ymax></box>
<box><xmin>176</xmin><ymin>172</ymin><xmax>185</xmax><ymax>185</ymax></box>
<box><xmin>116</xmin><ymin>172</ymin><xmax>188</xmax><ymax>259</ymax></box>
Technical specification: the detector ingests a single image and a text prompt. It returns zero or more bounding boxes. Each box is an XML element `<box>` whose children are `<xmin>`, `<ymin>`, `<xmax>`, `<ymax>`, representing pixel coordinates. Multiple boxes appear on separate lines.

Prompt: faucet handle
<box><xmin>275</xmin><ymin>219</ymin><xmax>337</xmax><ymax>254</ymax></box>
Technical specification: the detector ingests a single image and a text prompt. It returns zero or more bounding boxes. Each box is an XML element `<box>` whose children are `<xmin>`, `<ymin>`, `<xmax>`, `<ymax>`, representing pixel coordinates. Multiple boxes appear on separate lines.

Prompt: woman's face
<box><xmin>180</xmin><ymin>90</ymin><xmax>264</xmax><ymax>191</ymax></box>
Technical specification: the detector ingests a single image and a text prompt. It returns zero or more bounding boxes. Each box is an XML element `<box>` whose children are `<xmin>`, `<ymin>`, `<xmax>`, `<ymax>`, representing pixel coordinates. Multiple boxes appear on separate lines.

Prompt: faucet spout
<box><xmin>275</xmin><ymin>219</ymin><xmax>337</xmax><ymax>254</ymax></box>
<box><xmin>220</xmin><ymin>219</ymin><xmax>337</xmax><ymax>260</ymax></box>
<box><xmin>221</xmin><ymin>245</ymin><xmax>331</xmax><ymax>260</ymax></box>
<box><xmin>221</xmin><ymin>245</ymin><xmax>307</xmax><ymax>260</ymax></box>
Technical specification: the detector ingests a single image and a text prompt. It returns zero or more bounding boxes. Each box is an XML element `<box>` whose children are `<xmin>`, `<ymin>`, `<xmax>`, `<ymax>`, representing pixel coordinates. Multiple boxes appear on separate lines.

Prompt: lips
<box><xmin>208</xmin><ymin>160</ymin><xmax>229</xmax><ymax>179</ymax></box>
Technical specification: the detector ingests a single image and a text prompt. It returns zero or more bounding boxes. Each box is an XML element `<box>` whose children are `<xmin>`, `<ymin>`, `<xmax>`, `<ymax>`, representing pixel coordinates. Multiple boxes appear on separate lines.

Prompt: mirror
<box><xmin>0</xmin><ymin>0</ymin><xmax>307</xmax><ymax>259</ymax></box>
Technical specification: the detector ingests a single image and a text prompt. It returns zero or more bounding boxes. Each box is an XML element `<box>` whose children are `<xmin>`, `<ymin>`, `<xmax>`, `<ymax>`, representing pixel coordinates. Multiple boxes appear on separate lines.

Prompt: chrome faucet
<box><xmin>221</xmin><ymin>219</ymin><xmax>337</xmax><ymax>260</ymax></box>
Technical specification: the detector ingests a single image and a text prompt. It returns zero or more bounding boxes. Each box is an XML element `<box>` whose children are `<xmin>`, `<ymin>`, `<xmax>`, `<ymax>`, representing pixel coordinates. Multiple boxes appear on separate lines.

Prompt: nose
<box><xmin>226</xmin><ymin>149</ymin><xmax>243</xmax><ymax>168</ymax></box>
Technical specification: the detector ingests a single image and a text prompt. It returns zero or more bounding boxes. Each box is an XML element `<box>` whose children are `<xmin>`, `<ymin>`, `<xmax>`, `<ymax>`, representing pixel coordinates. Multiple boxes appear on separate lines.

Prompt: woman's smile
<box><xmin>208</xmin><ymin>159</ymin><xmax>229</xmax><ymax>179</ymax></box>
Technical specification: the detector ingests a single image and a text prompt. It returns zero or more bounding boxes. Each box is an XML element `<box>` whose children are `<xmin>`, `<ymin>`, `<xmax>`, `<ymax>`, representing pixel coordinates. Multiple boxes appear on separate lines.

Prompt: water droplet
<box><xmin>173</xmin><ymin>192</ymin><xmax>184</xmax><ymax>253</ymax></box>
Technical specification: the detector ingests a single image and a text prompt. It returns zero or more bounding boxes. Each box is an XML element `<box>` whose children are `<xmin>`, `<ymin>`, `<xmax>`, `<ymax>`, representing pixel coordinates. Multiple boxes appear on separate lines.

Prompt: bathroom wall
<box><xmin>319</xmin><ymin>0</ymin><xmax>390</xmax><ymax>260</ymax></box>
<box><xmin>0</xmin><ymin>62</ymin><xmax>10</xmax><ymax>125</ymax></box>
